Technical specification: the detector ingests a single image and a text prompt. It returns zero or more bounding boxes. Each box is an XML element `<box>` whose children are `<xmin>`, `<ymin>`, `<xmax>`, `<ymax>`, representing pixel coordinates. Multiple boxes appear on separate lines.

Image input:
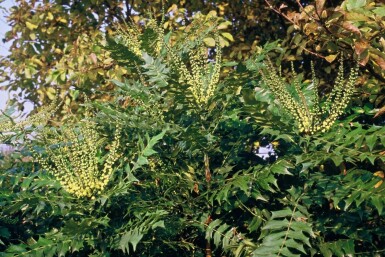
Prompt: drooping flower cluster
<box><xmin>115</xmin><ymin>24</ymin><xmax>143</xmax><ymax>58</ymax></box>
<box><xmin>167</xmin><ymin>28</ymin><xmax>222</xmax><ymax>106</ymax></box>
<box><xmin>114</xmin><ymin>17</ymin><xmax>165</xmax><ymax>59</ymax></box>
<box><xmin>112</xmin><ymin>15</ymin><xmax>222</xmax><ymax>106</ymax></box>
<box><xmin>35</xmin><ymin>120</ymin><xmax>122</xmax><ymax>198</ymax></box>
<box><xmin>261</xmin><ymin>57</ymin><xmax>358</xmax><ymax>134</ymax></box>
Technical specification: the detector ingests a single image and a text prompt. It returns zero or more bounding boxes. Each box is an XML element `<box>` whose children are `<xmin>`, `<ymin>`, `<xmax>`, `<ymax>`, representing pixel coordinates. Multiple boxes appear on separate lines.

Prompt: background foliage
<box><xmin>1</xmin><ymin>0</ymin><xmax>385</xmax><ymax>256</ymax></box>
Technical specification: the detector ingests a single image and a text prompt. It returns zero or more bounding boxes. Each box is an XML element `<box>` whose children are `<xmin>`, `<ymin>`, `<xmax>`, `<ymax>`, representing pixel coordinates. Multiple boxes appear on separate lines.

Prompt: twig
<box><xmin>264</xmin><ymin>0</ymin><xmax>297</xmax><ymax>26</ymax></box>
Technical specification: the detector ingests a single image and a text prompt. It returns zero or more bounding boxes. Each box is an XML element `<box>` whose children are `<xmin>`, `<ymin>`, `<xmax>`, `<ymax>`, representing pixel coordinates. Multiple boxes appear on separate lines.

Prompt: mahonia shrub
<box><xmin>2</xmin><ymin>10</ymin><xmax>385</xmax><ymax>257</ymax></box>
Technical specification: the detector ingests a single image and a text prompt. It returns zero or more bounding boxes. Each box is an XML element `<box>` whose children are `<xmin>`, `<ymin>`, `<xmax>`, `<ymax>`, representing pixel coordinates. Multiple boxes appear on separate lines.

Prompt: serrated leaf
<box><xmin>270</xmin><ymin>208</ymin><xmax>293</xmax><ymax>219</ymax></box>
<box><xmin>365</xmin><ymin>134</ymin><xmax>377</xmax><ymax>151</ymax></box>
<box><xmin>214</xmin><ymin>223</ymin><xmax>230</xmax><ymax>247</ymax></box>
<box><xmin>290</xmin><ymin>221</ymin><xmax>315</xmax><ymax>237</ymax></box>
<box><xmin>285</xmin><ymin>239</ymin><xmax>306</xmax><ymax>254</ymax></box>
<box><xmin>119</xmin><ymin>229</ymin><xmax>143</xmax><ymax>254</ymax></box>
<box><xmin>136</xmin><ymin>156</ymin><xmax>148</xmax><ymax>166</ymax></box>
<box><xmin>270</xmin><ymin>160</ymin><xmax>293</xmax><ymax>175</ymax></box>
<box><xmin>6</xmin><ymin>244</ymin><xmax>26</xmax><ymax>253</ymax></box>
<box><xmin>371</xmin><ymin>196</ymin><xmax>384</xmax><ymax>214</ymax></box>
<box><xmin>262</xmin><ymin>219</ymin><xmax>290</xmax><ymax>230</ymax></box>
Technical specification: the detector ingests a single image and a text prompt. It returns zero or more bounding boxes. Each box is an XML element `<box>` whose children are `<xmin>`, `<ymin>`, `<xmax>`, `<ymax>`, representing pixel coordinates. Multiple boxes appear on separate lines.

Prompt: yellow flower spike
<box><xmin>36</xmin><ymin>118</ymin><xmax>122</xmax><ymax>198</ymax></box>
<box><xmin>165</xmin><ymin>20</ymin><xmax>222</xmax><ymax>106</ymax></box>
<box><xmin>261</xmin><ymin>56</ymin><xmax>357</xmax><ymax>134</ymax></box>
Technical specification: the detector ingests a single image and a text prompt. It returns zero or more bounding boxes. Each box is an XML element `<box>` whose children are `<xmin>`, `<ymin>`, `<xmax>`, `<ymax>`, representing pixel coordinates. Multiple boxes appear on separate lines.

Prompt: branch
<box><xmin>264</xmin><ymin>0</ymin><xmax>298</xmax><ymax>26</ymax></box>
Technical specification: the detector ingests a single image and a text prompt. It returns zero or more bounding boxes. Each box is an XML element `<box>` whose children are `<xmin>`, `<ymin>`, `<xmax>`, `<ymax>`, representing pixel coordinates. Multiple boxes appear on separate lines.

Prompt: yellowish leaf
<box><xmin>345</xmin><ymin>12</ymin><xmax>370</xmax><ymax>21</ymax></box>
<box><xmin>374</xmin><ymin>171</ymin><xmax>384</xmax><ymax>188</ymax></box>
<box><xmin>206</xmin><ymin>10</ymin><xmax>217</xmax><ymax>18</ymax></box>
<box><xmin>374</xmin><ymin>171</ymin><xmax>384</xmax><ymax>178</ymax></box>
<box><xmin>304</xmin><ymin>23</ymin><xmax>319</xmax><ymax>35</ymax></box>
<box><xmin>221</xmin><ymin>32</ymin><xmax>234</xmax><ymax>42</ymax></box>
<box><xmin>167</xmin><ymin>4</ymin><xmax>178</xmax><ymax>13</ymax></box>
<box><xmin>217</xmin><ymin>21</ymin><xmax>231</xmax><ymax>30</ymax></box>
<box><xmin>316</xmin><ymin>0</ymin><xmax>326</xmax><ymax>15</ymax></box>
<box><xmin>325</xmin><ymin>54</ymin><xmax>338</xmax><ymax>63</ymax></box>
<box><xmin>47</xmin><ymin>87</ymin><xmax>56</xmax><ymax>100</ymax></box>
<box><xmin>354</xmin><ymin>40</ymin><xmax>369</xmax><ymax>55</ymax></box>
<box><xmin>25</xmin><ymin>67</ymin><xmax>31</xmax><ymax>79</ymax></box>
<box><xmin>57</xmin><ymin>17</ymin><xmax>67</xmax><ymax>24</ymax></box>
<box><xmin>372</xmin><ymin>54</ymin><xmax>385</xmax><ymax>70</ymax></box>
<box><xmin>380</xmin><ymin>37</ymin><xmax>385</xmax><ymax>51</ymax></box>
<box><xmin>89</xmin><ymin>53</ymin><xmax>98</xmax><ymax>65</ymax></box>
<box><xmin>26</xmin><ymin>21</ymin><xmax>38</xmax><ymax>30</ymax></box>
<box><xmin>31</xmin><ymin>58</ymin><xmax>44</xmax><ymax>67</ymax></box>
<box><xmin>47</xmin><ymin>12</ymin><xmax>54</xmax><ymax>21</ymax></box>
<box><xmin>219</xmin><ymin>37</ymin><xmax>229</xmax><ymax>47</ymax></box>
<box><xmin>29</xmin><ymin>33</ymin><xmax>36</xmax><ymax>40</ymax></box>
<box><xmin>203</xmin><ymin>37</ymin><xmax>216</xmax><ymax>47</ymax></box>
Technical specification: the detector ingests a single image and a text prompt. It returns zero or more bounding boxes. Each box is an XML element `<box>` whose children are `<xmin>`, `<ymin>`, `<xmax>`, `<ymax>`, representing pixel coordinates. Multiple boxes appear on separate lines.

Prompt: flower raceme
<box><xmin>166</xmin><ymin>19</ymin><xmax>222</xmax><ymax>106</ymax></box>
<box><xmin>261</xmin><ymin>57</ymin><xmax>358</xmax><ymax>134</ymax></box>
<box><xmin>114</xmin><ymin>16</ymin><xmax>222</xmax><ymax>106</ymax></box>
<box><xmin>35</xmin><ymin>121</ymin><xmax>122</xmax><ymax>198</ymax></box>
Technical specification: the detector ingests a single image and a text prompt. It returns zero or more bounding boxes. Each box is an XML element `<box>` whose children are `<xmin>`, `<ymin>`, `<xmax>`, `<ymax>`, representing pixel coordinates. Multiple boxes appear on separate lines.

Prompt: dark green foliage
<box><xmin>1</xmin><ymin>15</ymin><xmax>385</xmax><ymax>257</ymax></box>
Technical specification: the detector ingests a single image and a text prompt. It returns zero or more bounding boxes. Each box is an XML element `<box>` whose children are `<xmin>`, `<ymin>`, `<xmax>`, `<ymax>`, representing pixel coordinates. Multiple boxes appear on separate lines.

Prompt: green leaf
<box><xmin>371</xmin><ymin>197</ymin><xmax>384</xmax><ymax>215</ymax></box>
<box><xmin>373</xmin><ymin>7</ymin><xmax>385</xmax><ymax>16</ymax></box>
<box><xmin>365</xmin><ymin>134</ymin><xmax>377</xmax><ymax>151</ymax></box>
<box><xmin>119</xmin><ymin>229</ymin><xmax>144</xmax><ymax>254</ymax></box>
<box><xmin>319</xmin><ymin>239</ymin><xmax>355</xmax><ymax>257</ymax></box>
<box><xmin>262</xmin><ymin>219</ymin><xmax>290</xmax><ymax>230</ymax></box>
<box><xmin>270</xmin><ymin>208</ymin><xmax>293</xmax><ymax>219</ymax></box>
<box><xmin>270</xmin><ymin>160</ymin><xmax>293</xmax><ymax>175</ymax></box>
<box><xmin>330</xmin><ymin>155</ymin><xmax>343</xmax><ymax>166</ymax></box>
<box><xmin>6</xmin><ymin>244</ymin><xmax>27</xmax><ymax>253</ymax></box>
<box><xmin>222</xmin><ymin>61</ymin><xmax>238</xmax><ymax>67</ymax></box>
<box><xmin>345</xmin><ymin>0</ymin><xmax>367</xmax><ymax>11</ymax></box>
<box><xmin>0</xmin><ymin>227</ymin><xmax>10</xmax><ymax>239</ymax></box>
